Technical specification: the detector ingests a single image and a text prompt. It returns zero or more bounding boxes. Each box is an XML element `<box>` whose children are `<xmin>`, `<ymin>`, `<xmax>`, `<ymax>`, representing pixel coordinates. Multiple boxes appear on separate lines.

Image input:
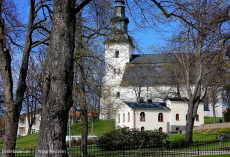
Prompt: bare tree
<box><xmin>152</xmin><ymin>0</ymin><xmax>230</xmax><ymax>142</ymax></box>
<box><xmin>0</xmin><ymin>0</ymin><xmax>50</xmax><ymax>156</ymax></box>
<box><xmin>23</xmin><ymin>57</ymin><xmax>43</xmax><ymax>135</ymax></box>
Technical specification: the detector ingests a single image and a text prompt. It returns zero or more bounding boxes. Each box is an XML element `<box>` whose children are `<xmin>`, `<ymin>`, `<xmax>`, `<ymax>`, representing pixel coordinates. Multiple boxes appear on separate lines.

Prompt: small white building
<box><xmin>116</xmin><ymin>98</ymin><xmax>204</xmax><ymax>133</ymax></box>
<box><xmin>17</xmin><ymin>109</ymin><xmax>41</xmax><ymax>136</ymax></box>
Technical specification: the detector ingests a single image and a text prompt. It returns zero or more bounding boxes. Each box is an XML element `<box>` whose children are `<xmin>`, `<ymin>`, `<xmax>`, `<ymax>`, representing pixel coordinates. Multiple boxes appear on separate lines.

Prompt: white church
<box><xmin>100</xmin><ymin>0</ymin><xmax>223</xmax><ymax>133</ymax></box>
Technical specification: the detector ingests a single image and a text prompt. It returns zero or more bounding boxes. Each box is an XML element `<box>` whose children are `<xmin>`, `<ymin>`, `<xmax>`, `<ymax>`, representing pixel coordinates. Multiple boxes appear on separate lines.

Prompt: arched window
<box><xmin>115</xmin><ymin>50</ymin><xmax>119</xmax><ymax>58</ymax></box>
<box><xmin>141</xmin><ymin>127</ymin><xmax>145</xmax><ymax>132</ymax></box>
<box><xmin>123</xmin><ymin>113</ymin><xmax>125</xmax><ymax>122</ymax></box>
<box><xmin>176</xmin><ymin>114</ymin><xmax>179</xmax><ymax>121</ymax></box>
<box><xmin>118</xmin><ymin>114</ymin><xmax>120</xmax><ymax>123</ymax></box>
<box><xmin>196</xmin><ymin>114</ymin><xmax>199</xmax><ymax>121</ymax></box>
<box><xmin>158</xmin><ymin>113</ymin><xmax>163</xmax><ymax>122</ymax></box>
<box><xmin>140</xmin><ymin>112</ymin><xmax>145</xmax><ymax>121</ymax></box>
<box><xmin>159</xmin><ymin>127</ymin><xmax>162</xmax><ymax>132</ymax></box>
<box><xmin>128</xmin><ymin>112</ymin><xmax>130</xmax><ymax>122</ymax></box>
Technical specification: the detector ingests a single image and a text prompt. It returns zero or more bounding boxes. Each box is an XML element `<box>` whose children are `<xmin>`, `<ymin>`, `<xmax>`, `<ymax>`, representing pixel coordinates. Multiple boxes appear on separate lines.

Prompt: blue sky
<box><xmin>15</xmin><ymin>0</ymin><xmax>173</xmax><ymax>55</ymax></box>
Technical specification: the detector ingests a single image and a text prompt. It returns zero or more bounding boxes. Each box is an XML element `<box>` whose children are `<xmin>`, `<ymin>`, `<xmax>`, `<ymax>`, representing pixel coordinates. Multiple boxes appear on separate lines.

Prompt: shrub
<box><xmin>66</xmin><ymin>138</ymin><xmax>96</xmax><ymax>147</ymax></box>
<box><xmin>170</xmin><ymin>138</ymin><xmax>186</xmax><ymax>149</ymax></box>
<box><xmin>224</xmin><ymin>107</ymin><xmax>230</xmax><ymax>122</ymax></box>
<box><xmin>95</xmin><ymin>128</ymin><xmax>168</xmax><ymax>150</ymax></box>
<box><xmin>218</xmin><ymin>127</ymin><xmax>230</xmax><ymax>133</ymax></box>
<box><xmin>193</xmin><ymin>129</ymin><xmax>202</xmax><ymax>134</ymax></box>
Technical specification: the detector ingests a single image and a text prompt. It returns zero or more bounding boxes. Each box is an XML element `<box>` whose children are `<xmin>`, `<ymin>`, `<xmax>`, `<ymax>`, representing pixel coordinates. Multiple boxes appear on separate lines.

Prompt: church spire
<box><xmin>106</xmin><ymin>0</ymin><xmax>133</xmax><ymax>44</ymax></box>
<box><xmin>111</xmin><ymin>0</ymin><xmax>129</xmax><ymax>34</ymax></box>
<box><xmin>111</xmin><ymin>0</ymin><xmax>129</xmax><ymax>33</ymax></box>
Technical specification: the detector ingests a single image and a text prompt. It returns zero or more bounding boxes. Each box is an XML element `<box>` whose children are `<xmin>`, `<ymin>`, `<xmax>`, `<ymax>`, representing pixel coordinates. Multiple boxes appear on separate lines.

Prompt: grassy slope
<box><xmin>0</xmin><ymin>119</ymin><xmax>115</xmax><ymax>149</ymax></box>
<box><xmin>70</xmin><ymin>119</ymin><xmax>115</xmax><ymax>135</ymax></box>
<box><xmin>204</xmin><ymin>117</ymin><xmax>224</xmax><ymax>124</ymax></box>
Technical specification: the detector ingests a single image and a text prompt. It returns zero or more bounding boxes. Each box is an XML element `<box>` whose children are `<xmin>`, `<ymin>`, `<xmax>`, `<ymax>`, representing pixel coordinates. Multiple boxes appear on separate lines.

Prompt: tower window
<box><xmin>115</xmin><ymin>50</ymin><xmax>119</xmax><ymax>58</ymax></box>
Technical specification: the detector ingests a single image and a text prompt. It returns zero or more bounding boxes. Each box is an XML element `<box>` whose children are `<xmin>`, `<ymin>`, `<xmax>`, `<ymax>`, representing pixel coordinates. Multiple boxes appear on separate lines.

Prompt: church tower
<box><xmin>104</xmin><ymin>0</ymin><xmax>134</xmax><ymax>87</ymax></box>
<box><xmin>101</xmin><ymin>0</ymin><xmax>134</xmax><ymax>119</ymax></box>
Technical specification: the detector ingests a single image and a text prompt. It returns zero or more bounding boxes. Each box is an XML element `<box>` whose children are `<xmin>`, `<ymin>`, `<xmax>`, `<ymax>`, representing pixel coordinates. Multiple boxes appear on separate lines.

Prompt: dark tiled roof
<box><xmin>130</xmin><ymin>53</ymin><xmax>176</xmax><ymax>64</ymax></box>
<box><xmin>120</xmin><ymin>53</ymin><xmax>176</xmax><ymax>86</ymax></box>
<box><xmin>125</xmin><ymin>101</ymin><xmax>171</xmax><ymax>110</ymax></box>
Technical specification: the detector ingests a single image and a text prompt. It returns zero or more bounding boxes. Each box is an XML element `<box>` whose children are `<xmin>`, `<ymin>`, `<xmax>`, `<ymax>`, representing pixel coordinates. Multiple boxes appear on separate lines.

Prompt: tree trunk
<box><xmin>2</xmin><ymin>103</ymin><xmax>20</xmax><ymax>157</ymax></box>
<box><xmin>91</xmin><ymin>116</ymin><xmax>94</xmax><ymax>135</ymax></box>
<box><xmin>185</xmin><ymin>111</ymin><xmax>194</xmax><ymax>143</ymax></box>
<box><xmin>213</xmin><ymin>105</ymin><xmax>216</xmax><ymax>123</ymax></box>
<box><xmin>27</xmin><ymin>124</ymin><xmax>32</xmax><ymax>135</ymax></box>
<box><xmin>81</xmin><ymin>109</ymin><xmax>88</xmax><ymax>157</ymax></box>
<box><xmin>0</xmin><ymin>17</ymin><xmax>23</xmax><ymax>157</ymax></box>
<box><xmin>185</xmin><ymin>100</ymin><xmax>199</xmax><ymax>143</ymax></box>
<box><xmin>35</xmin><ymin>0</ymin><xmax>75</xmax><ymax>156</ymax></box>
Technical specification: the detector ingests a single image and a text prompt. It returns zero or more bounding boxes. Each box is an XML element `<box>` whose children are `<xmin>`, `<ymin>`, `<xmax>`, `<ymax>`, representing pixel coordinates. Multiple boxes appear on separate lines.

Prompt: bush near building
<box><xmin>95</xmin><ymin>128</ymin><xmax>168</xmax><ymax>150</ymax></box>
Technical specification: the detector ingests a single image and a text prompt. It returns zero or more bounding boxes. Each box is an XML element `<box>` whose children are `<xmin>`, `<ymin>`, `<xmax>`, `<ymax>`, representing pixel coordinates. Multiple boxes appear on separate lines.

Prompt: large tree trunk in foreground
<box><xmin>35</xmin><ymin>1</ymin><xmax>75</xmax><ymax>156</ymax></box>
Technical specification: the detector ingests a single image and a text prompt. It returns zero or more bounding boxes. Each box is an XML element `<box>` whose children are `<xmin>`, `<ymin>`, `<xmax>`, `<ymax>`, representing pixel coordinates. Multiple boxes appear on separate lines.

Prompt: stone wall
<box><xmin>202</xmin><ymin>122</ymin><xmax>230</xmax><ymax>130</ymax></box>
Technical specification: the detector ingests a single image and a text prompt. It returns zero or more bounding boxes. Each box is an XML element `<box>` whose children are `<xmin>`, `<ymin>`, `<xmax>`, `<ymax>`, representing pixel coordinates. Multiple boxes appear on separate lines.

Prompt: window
<box><xmin>159</xmin><ymin>127</ymin><xmax>162</xmax><ymax>132</ymax></box>
<box><xmin>115</xmin><ymin>50</ymin><xmax>119</xmax><ymax>58</ymax></box>
<box><xmin>31</xmin><ymin>129</ymin><xmax>36</xmax><ymax>134</ymax></box>
<box><xmin>140</xmin><ymin>112</ymin><xmax>145</xmax><ymax>121</ymax></box>
<box><xmin>176</xmin><ymin>114</ymin><xmax>179</xmax><ymax>121</ymax></box>
<box><xmin>158</xmin><ymin>113</ymin><xmax>163</xmax><ymax>122</ymax></box>
<box><xmin>114</xmin><ymin>69</ymin><xmax>116</xmax><ymax>74</ymax></box>
<box><xmin>176</xmin><ymin>127</ymin><xmax>179</xmax><ymax>131</ymax></box>
<box><xmin>116</xmin><ymin>92</ymin><xmax>120</xmax><ymax>98</ymax></box>
<box><xmin>141</xmin><ymin>127</ymin><xmax>145</xmax><ymax>132</ymax></box>
<box><xmin>123</xmin><ymin>113</ymin><xmax>125</xmax><ymax>122</ymax></box>
<box><xmin>196</xmin><ymin>114</ymin><xmax>199</xmax><ymax>121</ymax></box>
<box><xmin>128</xmin><ymin>112</ymin><xmax>130</xmax><ymax>122</ymax></box>
<box><xmin>19</xmin><ymin>119</ymin><xmax>24</xmax><ymax>124</ymax></box>
<box><xmin>118</xmin><ymin>114</ymin><xmax>120</xmax><ymax>123</ymax></box>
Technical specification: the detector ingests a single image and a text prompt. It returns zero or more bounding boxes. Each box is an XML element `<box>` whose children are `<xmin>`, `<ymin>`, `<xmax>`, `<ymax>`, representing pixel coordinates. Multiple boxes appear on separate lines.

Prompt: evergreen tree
<box><xmin>224</xmin><ymin>107</ymin><xmax>230</xmax><ymax>122</ymax></box>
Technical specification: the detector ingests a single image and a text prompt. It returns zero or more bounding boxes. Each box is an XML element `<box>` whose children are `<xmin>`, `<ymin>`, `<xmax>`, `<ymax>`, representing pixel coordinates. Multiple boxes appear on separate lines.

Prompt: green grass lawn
<box><xmin>204</xmin><ymin>117</ymin><xmax>225</xmax><ymax>124</ymax></box>
<box><xmin>70</xmin><ymin>119</ymin><xmax>115</xmax><ymax>135</ymax></box>
<box><xmin>0</xmin><ymin>119</ymin><xmax>115</xmax><ymax>149</ymax></box>
<box><xmin>169</xmin><ymin>133</ymin><xmax>221</xmax><ymax>141</ymax></box>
